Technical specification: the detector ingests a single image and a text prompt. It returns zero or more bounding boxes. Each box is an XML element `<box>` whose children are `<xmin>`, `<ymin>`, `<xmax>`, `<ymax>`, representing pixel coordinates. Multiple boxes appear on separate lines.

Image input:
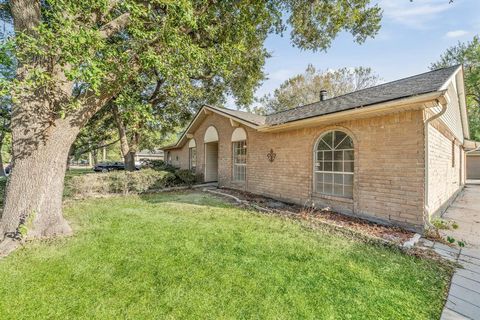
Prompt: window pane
<box><xmin>233</xmin><ymin>141</ymin><xmax>247</xmax><ymax>181</ymax></box>
<box><xmin>322</xmin><ymin>132</ymin><xmax>334</xmax><ymax>148</ymax></box>
<box><xmin>324</xmin><ymin>162</ymin><xmax>333</xmax><ymax>171</ymax></box>
<box><xmin>333</xmin><ymin>162</ymin><xmax>342</xmax><ymax>172</ymax></box>
<box><xmin>334</xmin><ymin>131</ymin><xmax>347</xmax><ymax>147</ymax></box>
<box><xmin>189</xmin><ymin>147</ymin><xmax>197</xmax><ymax>170</ymax></box>
<box><xmin>337</xmin><ymin>136</ymin><xmax>353</xmax><ymax>149</ymax></box>
<box><xmin>344</xmin><ymin>150</ymin><xmax>354</xmax><ymax>160</ymax></box>
<box><xmin>324</xmin><ymin>173</ymin><xmax>333</xmax><ymax>183</ymax></box>
<box><xmin>344</xmin><ymin>174</ymin><xmax>353</xmax><ymax>186</ymax></box>
<box><xmin>316</xmin><ymin>151</ymin><xmax>324</xmax><ymax>161</ymax></box>
<box><xmin>344</xmin><ymin>185</ymin><xmax>353</xmax><ymax>198</ymax></box>
<box><xmin>324</xmin><ymin>151</ymin><xmax>333</xmax><ymax>161</ymax></box>
<box><xmin>324</xmin><ymin>183</ymin><xmax>333</xmax><ymax>194</ymax></box>
<box><xmin>334</xmin><ymin>173</ymin><xmax>343</xmax><ymax>185</ymax></box>
<box><xmin>315</xmin><ymin>162</ymin><xmax>323</xmax><ymax>171</ymax></box>
<box><xmin>317</xmin><ymin>140</ymin><xmax>331</xmax><ymax>151</ymax></box>
<box><xmin>334</xmin><ymin>151</ymin><xmax>343</xmax><ymax>161</ymax></box>
<box><xmin>334</xmin><ymin>185</ymin><xmax>343</xmax><ymax>196</ymax></box>
<box><xmin>315</xmin><ymin>173</ymin><xmax>323</xmax><ymax>193</ymax></box>
<box><xmin>344</xmin><ymin>161</ymin><xmax>354</xmax><ymax>172</ymax></box>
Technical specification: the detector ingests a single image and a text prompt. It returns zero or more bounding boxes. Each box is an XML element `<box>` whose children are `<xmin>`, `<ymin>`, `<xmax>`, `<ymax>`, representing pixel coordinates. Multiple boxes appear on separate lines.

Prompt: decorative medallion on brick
<box><xmin>267</xmin><ymin>149</ymin><xmax>276</xmax><ymax>162</ymax></box>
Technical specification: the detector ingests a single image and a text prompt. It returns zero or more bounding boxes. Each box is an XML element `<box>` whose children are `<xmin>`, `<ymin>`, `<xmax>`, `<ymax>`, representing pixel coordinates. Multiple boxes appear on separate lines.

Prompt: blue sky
<box><xmin>254</xmin><ymin>0</ymin><xmax>480</xmax><ymax>100</ymax></box>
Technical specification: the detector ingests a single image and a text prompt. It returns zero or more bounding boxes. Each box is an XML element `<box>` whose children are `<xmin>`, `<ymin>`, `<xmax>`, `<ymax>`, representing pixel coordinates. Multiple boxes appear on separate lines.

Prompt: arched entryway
<box><xmin>204</xmin><ymin>126</ymin><xmax>219</xmax><ymax>182</ymax></box>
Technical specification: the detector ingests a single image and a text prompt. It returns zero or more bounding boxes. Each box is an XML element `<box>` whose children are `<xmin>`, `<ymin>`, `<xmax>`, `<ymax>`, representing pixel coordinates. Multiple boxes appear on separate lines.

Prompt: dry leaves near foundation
<box><xmin>213</xmin><ymin>188</ymin><xmax>414</xmax><ymax>246</ymax></box>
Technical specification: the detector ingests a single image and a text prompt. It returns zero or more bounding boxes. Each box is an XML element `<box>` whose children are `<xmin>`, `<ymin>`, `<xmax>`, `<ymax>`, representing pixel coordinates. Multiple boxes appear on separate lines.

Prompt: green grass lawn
<box><xmin>0</xmin><ymin>192</ymin><xmax>450</xmax><ymax>319</ymax></box>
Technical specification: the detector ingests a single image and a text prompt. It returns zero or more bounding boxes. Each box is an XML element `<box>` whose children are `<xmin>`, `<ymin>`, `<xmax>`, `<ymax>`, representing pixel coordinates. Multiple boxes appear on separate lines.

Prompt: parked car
<box><xmin>93</xmin><ymin>162</ymin><xmax>125</xmax><ymax>173</ymax></box>
<box><xmin>93</xmin><ymin>162</ymin><xmax>140</xmax><ymax>173</ymax></box>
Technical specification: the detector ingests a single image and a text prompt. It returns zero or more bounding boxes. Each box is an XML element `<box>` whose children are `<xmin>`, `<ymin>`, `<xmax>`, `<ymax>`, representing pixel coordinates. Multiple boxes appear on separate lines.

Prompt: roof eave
<box><xmin>464</xmin><ymin>139</ymin><xmax>480</xmax><ymax>151</ymax></box>
<box><xmin>258</xmin><ymin>91</ymin><xmax>445</xmax><ymax>133</ymax></box>
<box><xmin>161</xmin><ymin>105</ymin><xmax>262</xmax><ymax>151</ymax></box>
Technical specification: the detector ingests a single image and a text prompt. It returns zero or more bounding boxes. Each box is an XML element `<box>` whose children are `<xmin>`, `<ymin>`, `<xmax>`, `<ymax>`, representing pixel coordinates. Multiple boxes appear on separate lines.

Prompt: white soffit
<box><xmin>204</xmin><ymin>126</ymin><xmax>219</xmax><ymax>143</ymax></box>
<box><xmin>231</xmin><ymin>127</ymin><xmax>247</xmax><ymax>142</ymax></box>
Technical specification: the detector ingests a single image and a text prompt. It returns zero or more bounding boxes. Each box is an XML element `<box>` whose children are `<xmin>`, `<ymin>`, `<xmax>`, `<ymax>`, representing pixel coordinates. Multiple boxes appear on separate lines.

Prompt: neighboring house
<box><xmin>163</xmin><ymin>65</ymin><xmax>476</xmax><ymax>232</ymax></box>
<box><xmin>134</xmin><ymin>150</ymin><xmax>164</xmax><ymax>162</ymax></box>
<box><xmin>467</xmin><ymin>150</ymin><xmax>480</xmax><ymax>179</ymax></box>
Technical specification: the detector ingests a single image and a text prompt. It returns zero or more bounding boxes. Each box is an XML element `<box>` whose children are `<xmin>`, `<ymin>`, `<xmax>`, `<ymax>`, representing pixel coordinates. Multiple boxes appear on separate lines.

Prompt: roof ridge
<box><xmin>207</xmin><ymin>105</ymin><xmax>264</xmax><ymax>117</ymax></box>
<box><xmin>265</xmin><ymin>64</ymin><xmax>461</xmax><ymax>118</ymax></box>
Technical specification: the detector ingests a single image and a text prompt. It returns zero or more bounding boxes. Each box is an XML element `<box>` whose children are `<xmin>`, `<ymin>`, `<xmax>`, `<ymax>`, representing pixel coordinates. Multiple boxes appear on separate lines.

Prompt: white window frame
<box><xmin>189</xmin><ymin>147</ymin><xmax>197</xmax><ymax>171</ymax></box>
<box><xmin>232</xmin><ymin>140</ymin><xmax>247</xmax><ymax>182</ymax></box>
<box><xmin>314</xmin><ymin>130</ymin><xmax>354</xmax><ymax>198</ymax></box>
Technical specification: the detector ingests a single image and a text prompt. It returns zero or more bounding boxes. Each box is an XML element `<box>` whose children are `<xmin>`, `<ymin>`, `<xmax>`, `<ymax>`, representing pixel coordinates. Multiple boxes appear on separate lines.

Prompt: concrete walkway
<box><xmin>436</xmin><ymin>184</ymin><xmax>480</xmax><ymax>319</ymax></box>
<box><xmin>440</xmin><ymin>184</ymin><xmax>480</xmax><ymax>248</ymax></box>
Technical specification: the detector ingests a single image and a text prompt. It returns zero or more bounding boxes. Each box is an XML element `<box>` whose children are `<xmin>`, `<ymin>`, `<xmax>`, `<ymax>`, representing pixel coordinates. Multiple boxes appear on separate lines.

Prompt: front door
<box><xmin>204</xmin><ymin>142</ymin><xmax>219</xmax><ymax>182</ymax></box>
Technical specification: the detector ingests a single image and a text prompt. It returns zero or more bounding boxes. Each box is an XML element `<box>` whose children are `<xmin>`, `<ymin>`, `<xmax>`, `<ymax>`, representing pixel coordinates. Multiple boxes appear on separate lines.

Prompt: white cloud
<box><xmin>379</xmin><ymin>0</ymin><xmax>454</xmax><ymax>29</ymax></box>
<box><xmin>445</xmin><ymin>30</ymin><xmax>470</xmax><ymax>38</ymax></box>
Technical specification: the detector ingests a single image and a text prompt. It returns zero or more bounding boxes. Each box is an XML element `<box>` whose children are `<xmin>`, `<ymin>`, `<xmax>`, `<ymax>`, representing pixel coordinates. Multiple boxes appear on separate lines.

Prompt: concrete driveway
<box><xmin>441</xmin><ymin>182</ymin><xmax>480</xmax><ymax>249</ymax></box>
<box><xmin>440</xmin><ymin>182</ymin><xmax>480</xmax><ymax>320</ymax></box>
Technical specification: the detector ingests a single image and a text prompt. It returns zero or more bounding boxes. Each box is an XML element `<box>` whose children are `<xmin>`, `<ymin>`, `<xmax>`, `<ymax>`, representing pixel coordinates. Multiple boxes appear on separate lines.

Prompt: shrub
<box><xmin>175</xmin><ymin>169</ymin><xmax>197</xmax><ymax>186</ymax></box>
<box><xmin>66</xmin><ymin>169</ymin><xmax>182</xmax><ymax>198</ymax></box>
<box><xmin>145</xmin><ymin>160</ymin><xmax>177</xmax><ymax>173</ymax></box>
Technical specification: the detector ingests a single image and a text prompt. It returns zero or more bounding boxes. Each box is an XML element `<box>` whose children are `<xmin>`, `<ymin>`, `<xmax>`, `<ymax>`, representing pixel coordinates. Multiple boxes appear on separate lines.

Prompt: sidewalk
<box><xmin>432</xmin><ymin>184</ymin><xmax>480</xmax><ymax>319</ymax></box>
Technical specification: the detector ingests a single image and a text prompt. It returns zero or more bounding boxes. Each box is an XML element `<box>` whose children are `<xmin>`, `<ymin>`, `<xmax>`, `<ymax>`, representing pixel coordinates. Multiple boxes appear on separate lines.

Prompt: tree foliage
<box><xmin>0</xmin><ymin>0</ymin><xmax>382</xmax><ymax>119</ymax></box>
<box><xmin>431</xmin><ymin>36</ymin><xmax>480</xmax><ymax>141</ymax></box>
<box><xmin>255</xmin><ymin>65</ymin><xmax>380</xmax><ymax>114</ymax></box>
<box><xmin>0</xmin><ymin>0</ymin><xmax>383</xmax><ymax>241</ymax></box>
<box><xmin>71</xmin><ymin>107</ymin><xmax>117</xmax><ymax>162</ymax></box>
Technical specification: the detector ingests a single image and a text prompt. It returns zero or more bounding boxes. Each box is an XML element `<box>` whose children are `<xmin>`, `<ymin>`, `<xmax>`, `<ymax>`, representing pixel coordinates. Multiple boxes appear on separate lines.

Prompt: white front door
<box><xmin>204</xmin><ymin>142</ymin><xmax>219</xmax><ymax>182</ymax></box>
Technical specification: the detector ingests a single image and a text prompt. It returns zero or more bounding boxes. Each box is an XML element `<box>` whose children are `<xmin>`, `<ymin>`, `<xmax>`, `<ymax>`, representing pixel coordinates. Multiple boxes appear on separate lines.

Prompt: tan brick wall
<box><xmin>427</xmin><ymin>118</ymin><xmax>464</xmax><ymax>216</ymax></box>
<box><xmin>168</xmin><ymin>109</ymin><xmax>427</xmax><ymax>231</ymax></box>
<box><xmin>247</xmin><ymin>111</ymin><xmax>426</xmax><ymax>231</ymax></box>
<box><xmin>168</xmin><ymin>112</ymin><xmax>238</xmax><ymax>185</ymax></box>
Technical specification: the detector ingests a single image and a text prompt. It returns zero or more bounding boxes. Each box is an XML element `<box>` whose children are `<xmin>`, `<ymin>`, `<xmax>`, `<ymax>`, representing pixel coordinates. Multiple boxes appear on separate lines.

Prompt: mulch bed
<box><xmin>213</xmin><ymin>188</ymin><xmax>414</xmax><ymax>245</ymax></box>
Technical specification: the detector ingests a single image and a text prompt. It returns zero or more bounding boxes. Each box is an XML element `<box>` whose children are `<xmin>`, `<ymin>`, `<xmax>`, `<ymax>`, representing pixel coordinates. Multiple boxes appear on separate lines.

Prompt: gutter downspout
<box><xmin>424</xmin><ymin>98</ymin><xmax>448</xmax><ymax>229</ymax></box>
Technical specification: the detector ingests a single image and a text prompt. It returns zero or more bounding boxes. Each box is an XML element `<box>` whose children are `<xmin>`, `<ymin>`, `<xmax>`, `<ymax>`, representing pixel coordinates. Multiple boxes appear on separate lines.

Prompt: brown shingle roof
<box><xmin>265</xmin><ymin>65</ymin><xmax>460</xmax><ymax>125</ymax></box>
<box><xmin>208</xmin><ymin>106</ymin><xmax>266</xmax><ymax>126</ymax></box>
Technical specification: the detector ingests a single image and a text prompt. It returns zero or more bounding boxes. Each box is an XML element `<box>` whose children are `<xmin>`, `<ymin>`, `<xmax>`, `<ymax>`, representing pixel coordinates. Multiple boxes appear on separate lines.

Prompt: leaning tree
<box><xmin>0</xmin><ymin>0</ymin><xmax>382</xmax><ymax>243</ymax></box>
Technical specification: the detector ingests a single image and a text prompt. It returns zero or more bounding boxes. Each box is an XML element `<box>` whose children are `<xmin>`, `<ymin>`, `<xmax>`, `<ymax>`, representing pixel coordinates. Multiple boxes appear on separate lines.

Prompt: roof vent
<box><xmin>320</xmin><ymin>90</ymin><xmax>328</xmax><ymax>101</ymax></box>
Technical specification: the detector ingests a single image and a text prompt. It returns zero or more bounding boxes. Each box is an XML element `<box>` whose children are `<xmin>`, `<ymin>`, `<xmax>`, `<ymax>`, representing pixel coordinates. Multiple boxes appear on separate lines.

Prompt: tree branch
<box><xmin>99</xmin><ymin>12</ymin><xmax>130</xmax><ymax>39</ymax></box>
<box><xmin>74</xmin><ymin>138</ymin><xmax>120</xmax><ymax>157</ymax></box>
<box><xmin>148</xmin><ymin>76</ymin><xmax>164</xmax><ymax>103</ymax></box>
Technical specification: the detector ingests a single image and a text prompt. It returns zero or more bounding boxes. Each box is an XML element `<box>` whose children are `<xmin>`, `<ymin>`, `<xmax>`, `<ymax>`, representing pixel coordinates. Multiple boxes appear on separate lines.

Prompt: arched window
<box><xmin>314</xmin><ymin>130</ymin><xmax>354</xmax><ymax>198</ymax></box>
<box><xmin>189</xmin><ymin>139</ymin><xmax>197</xmax><ymax>171</ymax></box>
<box><xmin>232</xmin><ymin>128</ymin><xmax>247</xmax><ymax>182</ymax></box>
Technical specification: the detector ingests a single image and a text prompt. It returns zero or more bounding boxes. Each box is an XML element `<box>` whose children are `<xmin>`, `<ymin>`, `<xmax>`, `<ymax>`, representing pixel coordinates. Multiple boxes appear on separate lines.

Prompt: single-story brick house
<box><xmin>163</xmin><ymin>65</ymin><xmax>477</xmax><ymax>232</ymax></box>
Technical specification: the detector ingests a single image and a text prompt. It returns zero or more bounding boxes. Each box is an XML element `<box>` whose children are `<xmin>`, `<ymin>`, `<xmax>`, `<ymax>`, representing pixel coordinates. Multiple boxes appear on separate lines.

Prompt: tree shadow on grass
<box><xmin>138</xmin><ymin>190</ymin><xmax>236</xmax><ymax>209</ymax></box>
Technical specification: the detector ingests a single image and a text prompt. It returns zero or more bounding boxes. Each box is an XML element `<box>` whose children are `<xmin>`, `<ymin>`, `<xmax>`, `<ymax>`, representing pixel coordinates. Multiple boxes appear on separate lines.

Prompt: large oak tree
<box><xmin>0</xmin><ymin>0</ymin><xmax>382</xmax><ymax>244</ymax></box>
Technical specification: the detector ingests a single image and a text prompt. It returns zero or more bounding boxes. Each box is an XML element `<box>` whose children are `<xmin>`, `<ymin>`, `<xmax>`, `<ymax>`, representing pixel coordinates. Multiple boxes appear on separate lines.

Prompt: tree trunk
<box><xmin>66</xmin><ymin>145</ymin><xmax>74</xmax><ymax>171</ymax></box>
<box><xmin>88</xmin><ymin>152</ymin><xmax>93</xmax><ymax>166</ymax></box>
<box><xmin>128</xmin><ymin>132</ymin><xmax>140</xmax><ymax>171</ymax></box>
<box><xmin>93</xmin><ymin>149</ymin><xmax>99</xmax><ymax>165</ymax></box>
<box><xmin>0</xmin><ymin>0</ymin><xmax>131</xmax><ymax>244</ymax></box>
<box><xmin>124</xmin><ymin>151</ymin><xmax>136</xmax><ymax>171</ymax></box>
<box><xmin>0</xmin><ymin>117</ymin><xmax>80</xmax><ymax>240</ymax></box>
<box><xmin>0</xmin><ymin>133</ymin><xmax>6</xmax><ymax>177</ymax></box>
<box><xmin>112</xmin><ymin>104</ymin><xmax>136</xmax><ymax>171</ymax></box>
